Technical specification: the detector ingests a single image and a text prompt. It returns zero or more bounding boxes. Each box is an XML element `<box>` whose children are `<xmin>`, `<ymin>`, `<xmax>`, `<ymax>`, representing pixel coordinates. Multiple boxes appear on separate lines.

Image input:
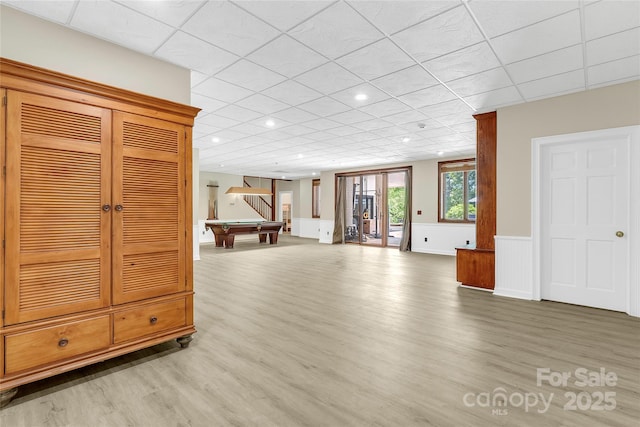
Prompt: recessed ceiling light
<box><xmin>281</xmin><ymin>175</ymin><xmax>286</xmax><ymax>179</ymax></box>
<box><xmin>265</xmin><ymin>119</ymin><xmax>275</xmax><ymax>127</ymax></box>
<box><xmin>211</xmin><ymin>137</ymin><xmax>220</xmax><ymax>143</ymax></box>
<box><xmin>297</xmin><ymin>153</ymin><xmax>304</xmax><ymax>159</ymax></box>
<box><xmin>437</xmin><ymin>151</ymin><xmax>444</xmax><ymax>156</ymax></box>
<box><xmin>402</xmin><ymin>137</ymin><xmax>410</xmax><ymax>143</ymax></box>
<box><xmin>311</xmin><ymin>172</ymin><xmax>317</xmax><ymax>176</ymax></box>
<box><xmin>219</xmin><ymin>164</ymin><xmax>224</xmax><ymax>167</ymax></box>
<box><xmin>355</xmin><ymin>93</ymin><xmax>368</xmax><ymax>101</ymax></box>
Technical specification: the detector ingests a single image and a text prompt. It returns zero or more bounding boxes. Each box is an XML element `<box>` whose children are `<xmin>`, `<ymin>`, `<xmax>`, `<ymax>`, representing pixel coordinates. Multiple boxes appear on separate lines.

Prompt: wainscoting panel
<box><xmin>494</xmin><ymin>236</ymin><xmax>533</xmax><ymax>300</ymax></box>
<box><xmin>294</xmin><ymin>218</ymin><xmax>321</xmax><ymax>239</ymax></box>
<box><xmin>411</xmin><ymin>223</ymin><xmax>475</xmax><ymax>256</ymax></box>
<box><xmin>319</xmin><ymin>220</ymin><xmax>334</xmax><ymax>244</ymax></box>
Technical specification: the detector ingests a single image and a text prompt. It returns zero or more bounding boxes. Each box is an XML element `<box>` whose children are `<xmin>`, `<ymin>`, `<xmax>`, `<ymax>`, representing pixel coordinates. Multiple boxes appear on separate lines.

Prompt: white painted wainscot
<box><xmin>494</xmin><ymin>236</ymin><xmax>533</xmax><ymax>299</ymax></box>
<box><xmin>411</xmin><ymin>223</ymin><xmax>475</xmax><ymax>256</ymax></box>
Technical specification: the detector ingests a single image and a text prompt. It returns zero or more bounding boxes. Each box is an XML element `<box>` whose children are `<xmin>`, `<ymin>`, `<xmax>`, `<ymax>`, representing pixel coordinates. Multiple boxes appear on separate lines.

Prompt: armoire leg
<box><xmin>176</xmin><ymin>335</ymin><xmax>193</xmax><ymax>348</ymax></box>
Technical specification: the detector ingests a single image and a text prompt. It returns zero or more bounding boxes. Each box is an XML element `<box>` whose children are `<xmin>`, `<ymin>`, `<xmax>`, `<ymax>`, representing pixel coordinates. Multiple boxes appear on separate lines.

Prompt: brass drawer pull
<box><xmin>58</xmin><ymin>338</ymin><xmax>69</xmax><ymax>347</ymax></box>
<box><xmin>150</xmin><ymin>316</ymin><xmax>158</xmax><ymax>325</ymax></box>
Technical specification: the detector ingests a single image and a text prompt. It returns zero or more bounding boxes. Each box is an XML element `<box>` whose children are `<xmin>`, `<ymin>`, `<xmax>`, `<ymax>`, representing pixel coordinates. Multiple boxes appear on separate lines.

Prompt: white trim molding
<box><xmin>494</xmin><ymin>236</ymin><xmax>533</xmax><ymax>300</ymax></box>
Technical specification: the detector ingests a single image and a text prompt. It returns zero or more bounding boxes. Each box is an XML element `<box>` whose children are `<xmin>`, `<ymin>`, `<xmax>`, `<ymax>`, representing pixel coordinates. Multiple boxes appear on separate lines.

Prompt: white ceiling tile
<box><xmin>228</xmin><ymin>123</ymin><xmax>271</xmax><ymax>137</ymax></box>
<box><xmin>193</xmin><ymin>123</ymin><xmax>221</xmax><ymax>139</ymax></box>
<box><xmin>436</xmin><ymin>113</ymin><xmax>475</xmax><ymax>127</ymax></box>
<box><xmin>70</xmin><ymin>0</ymin><xmax>174</xmax><ymax>53</ymax></box>
<box><xmin>155</xmin><ymin>31</ymin><xmax>239</xmax><ymax>75</ymax></box>
<box><xmin>247</xmin><ymin>35</ymin><xmax>328</xmax><ymax>78</ymax></box>
<box><xmin>586</xmin><ymin>27</ymin><xmax>640</xmax><ymax>66</ymax></box>
<box><xmin>117</xmin><ymin>0</ymin><xmax>205</xmax><ymax>27</ymax></box>
<box><xmin>347</xmin><ymin>0</ymin><xmax>458</xmax><ymax>35</ymax></box>
<box><xmin>197</xmin><ymin>113</ymin><xmax>242</xmax><ymax>129</ymax></box>
<box><xmin>215</xmin><ymin>59</ymin><xmax>287</xmax><ymax>92</ymax></box>
<box><xmin>360</xmin><ymin>98</ymin><xmax>412</xmax><ymax>117</ymax></box>
<box><xmin>235</xmin><ymin>94</ymin><xmax>289</xmax><ymax>115</ymax></box>
<box><xmin>327</xmin><ymin>110</ymin><xmax>376</xmax><ymax>125</ymax></box>
<box><xmin>382</xmin><ymin>110</ymin><xmax>430</xmax><ymax>126</ymax></box>
<box><xmin>279</xmin><ymin>125</ymin><xmax>315</xmax><ymax>137</ymax></box>
<box><xmin>303</xmin><ymin>131</ymin><xmax>339</xmax><ymax>141</ymax></box>
<box><xmin>253</xmin><ymin>118</ymin><xmax>293</xmax><ymax>132</ymax></box>
<box><xmin>349</xmin><ymin>132</ymin><xmax>383</xmax><ymax>142</ymax></box>
<box><xmin>329</xmin><ymin>83</ymin><xmax>390</xmax><ymax>108</ymax></box>
<box><xmin>446</xmin><ymin>67</ymin><xmax>513</xmax><ymax>97</ymax></box>
<box><xmin>392</xmin><ymin>5</ymin><xmax>484</xmax><ymax>63</ymax></box>
<box><xmin>302</xmin><ymin>118</ymin><xmax>342</xmax><ymax>131</ymax></box>
<box><xmin>192</xmin><ymin>78</ymin><xmax>253</xmax><ymax>103</ymax></box>
<box><xmin>297</xmin><ymin>97</ymin><xmax>352</xmax><ymax>116</ymax></box>
<box><xmin>336</xmin><ymin>38</ymin><xmax>416</xmax><ymax>80</ymax></box>
<box><xmin>371</xmin><ymin>65</ymin><xmax>439</xmax><ymax>97</ymax></box>
<box><xmin>584</xmin><ymin>0</ymin><xmax>640</xmax><ymax>41</ymax></box>
<box><xmin>191</xmin><ymin>93</ymin><xmax>227</xmax><ymax>113</ymax></box>
<box><xmin>3</xmin><ymin>0</ymin><xmax>75</xmax><ymax>23</ymax></box>
<box><xmin>262</xmin><ymin>80</ymin><xmax>322</xmax><ymax>105</ymax></box>
<box><xmin>507</xmin><ymin>45</ymin><xmax>584</xmax><ymax>84</ymax></box>
<box><xmin>463</xmin><ymin>86</ymin><xmax>523</xmax><ymax>110</ymax></box>
<box><xmin>181</xmin><ymin>1</ymin><xmax>279</xmax><ymax>56</ymax></box>
<box><xmin>294</xmin><ymin>62</ymin><xmax>363</xmax><ymax>95</ymax></box>
<box><xmin>419</xmin><ymin>99</ymin><xmax>474</xmax><ymax>118</ymax></box>
<box><xmin>491</xmin><ymin>11</ymin><xmax>582</xmax><ymax>64</ymax></box>
<box><xmin>423</xmin><ymin>42</ymin><xmax>501</xmax><ymax>83</ymax></box>
<box><xmin>398</xmin><ymin>85</ymin><xmax>458</xmax><ymax>108</ymax></box>
<box><xmin>470</xmin><ymin>0</ymin><xmax>578</xmax><ymax>38</ymax></box>
<box><xmin>191</xmin><ymin>71</ymin><xmax>208</xmax><ymax>87</ymax></box>
<box><xmin>326</xmin><ymin>125</ymin><xmax>361</xmax><ymax>137</ymax></box>
<box><xmin>588</xmin><ymin>55</ymin><xmax>640</xmax><ymax>87</ymax></box>
<box><xmin>288</xmin><ymin>1</ymin><xmax>383</xmax><ymax>59</ymax></box>
<box><xmin>214</xmin><ymin>104</ymin><xmax>264</xmax><ymax>122</ymax></box>
<box><xmin>213</xmin><ymin>129</ymin><xmax>251</xmax><ymax>142</ymax></box>
<box><xmin>271</xmin><ymin>108</ymin><xmax>319</xmax><ymax>124</ymax></box>
<box><xmin>372</xmin><ymin>127</ymin><xmax>408</xmax><ymax>138</ymax></box>
<box><xmin>518</xmin><ymin>70</ymin><xmax>585</xmax><ymax>101</ymax></box>
<box><xmin>351</xmin><ymin>119</ymin><xmax>395</xmax><ymax>131</ymax></box>
<box><xmin>237</xmin><ymin>1</ymin><xmax>333</xmax><ymax>31</ymax></box>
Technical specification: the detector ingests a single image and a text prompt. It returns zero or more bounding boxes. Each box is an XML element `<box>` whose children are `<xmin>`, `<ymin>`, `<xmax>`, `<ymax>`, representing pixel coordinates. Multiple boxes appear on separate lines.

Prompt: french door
<box><xmin>342</xmin><ymin>169</ymin><xmax>408</xmax><ymax>248</ymax></box>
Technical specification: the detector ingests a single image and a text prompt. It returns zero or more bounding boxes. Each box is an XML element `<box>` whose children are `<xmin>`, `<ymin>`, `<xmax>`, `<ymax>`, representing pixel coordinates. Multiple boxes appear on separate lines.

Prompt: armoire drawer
<box><xmin>113</xmin><ymin>298</ymin><xmax>186</xmax><ymax>344</ymax></box>
<box><xmin>5</xmin><ymin>316</ymin><xmax>111</xmax><ymax>374</ymax></box>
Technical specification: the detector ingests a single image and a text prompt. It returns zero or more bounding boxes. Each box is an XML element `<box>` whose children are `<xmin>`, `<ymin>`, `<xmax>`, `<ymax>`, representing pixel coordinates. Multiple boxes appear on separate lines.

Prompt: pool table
<box><xmin>204</xmin><ymin>220</ymin><xmax>284</xmax><ymax>249</ymax></box>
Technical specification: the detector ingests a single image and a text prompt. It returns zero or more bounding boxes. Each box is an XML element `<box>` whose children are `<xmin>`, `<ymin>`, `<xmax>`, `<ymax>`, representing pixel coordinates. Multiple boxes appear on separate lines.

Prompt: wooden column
<box><xmin>456</xmin><ymin>111</ymin><xmax>497</xmax><ymax>289</ymax></box>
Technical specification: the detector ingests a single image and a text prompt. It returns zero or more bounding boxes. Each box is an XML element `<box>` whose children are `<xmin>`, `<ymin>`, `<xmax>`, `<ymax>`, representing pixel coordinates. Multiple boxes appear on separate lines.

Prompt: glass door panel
<box><xmin>386</xmin><ymin>172</ymin><xmax>406</xmax><ymax>247</ymax></box>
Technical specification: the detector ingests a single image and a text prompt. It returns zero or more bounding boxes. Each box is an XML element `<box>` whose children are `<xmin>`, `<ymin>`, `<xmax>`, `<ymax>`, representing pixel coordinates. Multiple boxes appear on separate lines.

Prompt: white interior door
<box><xmin>541</xmin><ymin>134</ymin><xmax>629</xmax><ymax>311</ymax></box>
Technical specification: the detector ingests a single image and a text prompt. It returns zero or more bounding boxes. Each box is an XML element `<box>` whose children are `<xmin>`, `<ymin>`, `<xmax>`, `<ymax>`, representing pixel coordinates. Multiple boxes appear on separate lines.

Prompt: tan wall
<box><xmin>497</xmin><ymin>80</ymin><xmax>640</xmax><ymax>236</ymax></box>
<box><xmin>298</xmin><ymin>178</ymin><xmax>313</xmax><ymax>219</ymax></box>
<box><xmin>0</xmin><ymin>5</ymin><xmax>190</xmax><ymax>104</ymax></box>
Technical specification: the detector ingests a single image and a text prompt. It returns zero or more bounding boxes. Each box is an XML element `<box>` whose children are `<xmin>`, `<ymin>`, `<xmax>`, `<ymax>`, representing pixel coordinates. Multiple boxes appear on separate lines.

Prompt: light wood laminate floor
<box><xmin>1</xmin><ymin>236</ymin><xmax>639</xmax><ymax>426</ymax></box>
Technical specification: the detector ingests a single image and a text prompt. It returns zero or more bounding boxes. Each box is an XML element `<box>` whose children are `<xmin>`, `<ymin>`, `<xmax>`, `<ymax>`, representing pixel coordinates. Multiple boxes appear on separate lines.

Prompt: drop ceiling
<box><xmin>5</xmin><ymin>0</ymin><xmax>639</xmax><ymax>179</ymax></box>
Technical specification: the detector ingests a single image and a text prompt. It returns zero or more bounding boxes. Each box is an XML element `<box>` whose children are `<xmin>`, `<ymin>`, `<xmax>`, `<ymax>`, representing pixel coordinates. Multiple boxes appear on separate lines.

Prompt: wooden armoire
<box><xmin>0</xmin><ymin>59</ymin><xmax>199</xmax><ymax>406</ymax></box>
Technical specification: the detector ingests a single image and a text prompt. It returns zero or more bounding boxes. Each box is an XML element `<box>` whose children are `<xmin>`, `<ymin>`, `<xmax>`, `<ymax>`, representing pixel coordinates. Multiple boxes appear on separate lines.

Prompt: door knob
<box><xmin>115</xmin><ymin>204</ymin><xmax>123</xmax><ymax>212</ymax></box>
<box><xmin>102</xmin><ymin>204</ymin><xmax>111</xmax><ymax>212</ymax></box>
<box><xmin>616</xmin><ymin>231</ymin><xmax>624</xmax><ymax>238</ymax></box>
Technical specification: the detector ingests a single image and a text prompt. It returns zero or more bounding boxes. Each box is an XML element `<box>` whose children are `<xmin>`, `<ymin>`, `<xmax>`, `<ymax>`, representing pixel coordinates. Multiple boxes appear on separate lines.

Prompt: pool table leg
<box><xmin>225</xmin><ymin>235</ymin><xmax>235</xmax><ymax>248</ymax></box>
<box><xmin>259</xmin><ymin>233</ymin><xmax>267</xmax><ymax>243</ymax></box>
<box><xmin>269</xmin><ymin>232</ymin><xmax>279</xmax><ymax>244</ymax></box>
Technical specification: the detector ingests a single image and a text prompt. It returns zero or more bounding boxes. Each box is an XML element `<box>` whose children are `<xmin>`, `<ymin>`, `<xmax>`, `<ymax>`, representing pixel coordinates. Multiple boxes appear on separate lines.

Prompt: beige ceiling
<box><xmin>6</xmin><ymin>0</ymin><xmax>639</xmax><ymax>179</ymax></box>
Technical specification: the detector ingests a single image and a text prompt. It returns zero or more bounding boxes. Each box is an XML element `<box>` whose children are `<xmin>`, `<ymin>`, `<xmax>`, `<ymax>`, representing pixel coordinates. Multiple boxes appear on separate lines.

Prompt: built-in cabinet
<box><xmin>456</xmin><ymin>112</ymin><xmax>497</xmax><ymax>289</ymax></box>
<box><xmin>0</xmin><ymin>59</ymin><xmax>199</xmax><ymax>406</ymax></box>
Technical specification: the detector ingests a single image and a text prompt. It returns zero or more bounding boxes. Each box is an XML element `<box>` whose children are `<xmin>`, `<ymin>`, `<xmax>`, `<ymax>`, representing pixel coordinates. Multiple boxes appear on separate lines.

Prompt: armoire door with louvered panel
<box><xmin>4</xmin><ymin>91</ymin><xmax>112</xmax><ymax>325</ymax></box>
<box><xmin>111</xmin><ymin>111</ymin><xmax>186</xmax><ymax>305</ymax></box>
